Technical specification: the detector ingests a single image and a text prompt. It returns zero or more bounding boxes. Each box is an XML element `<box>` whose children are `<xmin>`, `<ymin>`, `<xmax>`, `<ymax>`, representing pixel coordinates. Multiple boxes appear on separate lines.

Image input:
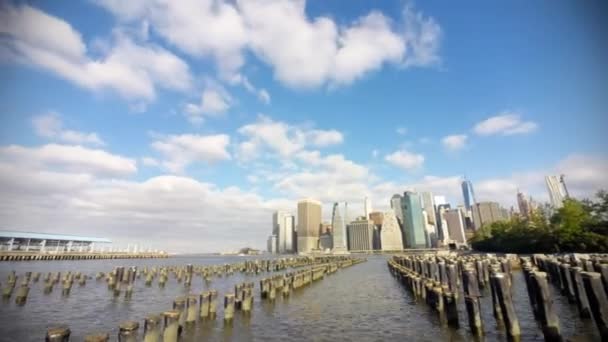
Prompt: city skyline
<box><xmin>0</xmin><ymin>1</ymin><xmax>606</xmax><ymax>252</ymax></box>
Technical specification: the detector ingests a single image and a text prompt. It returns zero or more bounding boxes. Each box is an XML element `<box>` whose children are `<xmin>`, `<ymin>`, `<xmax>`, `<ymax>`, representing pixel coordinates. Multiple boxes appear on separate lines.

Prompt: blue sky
<box><xmin>0</xmin><ymin>0</ymin><xmax>606</xmax><ymax>252</ymax></box>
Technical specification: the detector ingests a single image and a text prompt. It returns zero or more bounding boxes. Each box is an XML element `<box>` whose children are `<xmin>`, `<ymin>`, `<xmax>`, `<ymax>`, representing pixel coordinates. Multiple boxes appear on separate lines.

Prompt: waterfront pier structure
<box><xmin>0</xmin><ymin>230</ymin><xmax>167</xmax><ymax>261</ymax></box>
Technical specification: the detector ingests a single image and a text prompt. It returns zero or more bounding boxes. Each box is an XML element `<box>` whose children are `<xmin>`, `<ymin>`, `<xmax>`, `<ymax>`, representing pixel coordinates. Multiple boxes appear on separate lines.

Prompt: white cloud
<box><xmin>141</xmin><ymin>157</ymin><xmax>159</xmax><ymax>167</ymax></box>
<box><xmin>307</xmin><ymin>129</ymin><xmax>344</xmax><ymax>147</ymax></box>
<box><xmin>275</xmin><ymin>152</ymin><xmax>371</xmax><ymax>204</ymax></box>
<box><xmin>401</xmin><ymin>4</ymin><xmax>442</xmax><ymax>67</ymax></box>
<box><xmin>258</xmin><ymin>89</ymin><xmax>271</xmax><ymax>104</ymax></box>
<box><xmin>151</xmin><ymin>134</ymin><xmax>231</xmax><ymax>173</ymax></box>
<box><xmin>200</xmin><ymin>89</ymin><xmax>231</xmax><ymax>114</ymax></box>
<box><xmin>95</xmin><ymin>0</ymin><xmax>440</xmax><ymax>89</ymax></box>
<box><xmin>236</xmin><ymin>115</ymin><xmax>342</xmax><ymax>161</ymax></box>
<box><xmin>1</xmin><ymin>140</ymin><xmax>605</xmax><ymax>252</ymax></box>
<box><xmin>473</xmin><ymin>112</ymin><xmax>538</xmax><ymax>136</ymax></box>
<box><xmin>95</xmin><ymin>0</ymin><xmax>248</xmax><ymax>79</ymax></box>
<box><xmin>239</xmin><ymin>1</ymin><xmax>440</xmax><ymax>88</ymax></box>
<box><xmin>184</xmin><ymin>85</ymin><xmax>232</xmax><ymax>125</ymax></box>
<box><xmin>441</xmin><ymin>134</ymin><xmax>467</xmax><ymax>151</ymax></box>
<box><xmin>331</xmin><ymin>11</ymin><xmax>405</xmax><ymax>85</ymax></box>
<box><xmin>229</xmin><ymin>74</ymin><xmax>271</xmax><ymax>104</ymax></box>
<box><xmin>396</xmin><ymin>127</ymin><xmax>407</xmax><ymax>135</ymax></box>
<box><xmin>0</xmin><ymin>4</ymin><xmax>192</xmax><ymax>102</ymax></box>
<box><xmin>0</xmin><ymin>144</ymin><xmax>136</xmax><ymax>177</ymax></box>
<box><xmin>0</xmin><ymin>169</ymin><xmax>287</xmax><ymax>252</ymax></box>
<box><xmin>32</xmin><ymin>112</ymin><xmax>104</xmax><ymax>146</ymax></box>
<box><xmin>385</xmin><ymin>150</ymin><xmax>425</xmax><ymax>170</ymax></box>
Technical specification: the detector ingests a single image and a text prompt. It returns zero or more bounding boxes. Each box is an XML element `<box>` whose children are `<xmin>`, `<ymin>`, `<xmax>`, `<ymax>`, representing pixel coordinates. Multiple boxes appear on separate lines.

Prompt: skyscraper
<box><xmin>331</xmin><ymin>202</ymin><xmax>347</xmax><ymax>253</ymax></box>
<box><xmin>444</xmin><ymin>209</ymin><xmax>467</xmax><ymax>244</ymax></box>
<box><xmin>472</xmin><ymin>201</ymin><xmax>508</xmax><ymax>229</ymax></box>
<box><xmin>401</xmin><ymin>191</ymin><xmax>428</xmax><ymax>248</ymax></box>
<box><xmin>516</xmin><ymin>191</ymin><xmax>530</xmax><ymax>218</ymax></box>
<box><xmin>391</xmin><ymin>194</ymin><xmax>406</xmax><ymax>248</ymax></box>
<box><xmin>273</xmin><ymin>211</ymin><xmax>295</xmax><ymax>253</ymax></box>
<box><xmin>390</xmin><ymin>194</ymin><xmax>403</xmax><ymax>223</ymax></box>
<box><xmin>297</xmin><ymin>199</ymin><xmax>322</xmax><ymax>253</ymax></box>
<box><xmin>461</xmin><ymin>178</ymin><xmax>477</xmax><ymax>210</ymax></box>
<box><xmin>420</xmin><ymin>192</ymin><xmax>436</xmax><ymax>225</ymax></box>
<box><xmin>364</xmin><ymin>196</ymin><xmax>373</xmax><ymax>219</ymax></box>
<box><xmin>545</xmin><ymin>175</ymin><xmax>568</xmax><ymax>208</ymax></box>
<box><xmin>381</xmin><ymin>211</ymin><xmax>403</xmax><ymax>251</ymax></box>
<box><xmin>267</xmin><ymin>235</ymin><xmax>277</xmax><ymax>254</ymax></box>
<box><xmin>346</xmin><ymin>219</ymin><xmax>374</xmax><ymax>251</ymax></box>
<box><xmin>436</xmin><ymin>204</ymin><xmax>451</xmax><ymax>243</ymax></box>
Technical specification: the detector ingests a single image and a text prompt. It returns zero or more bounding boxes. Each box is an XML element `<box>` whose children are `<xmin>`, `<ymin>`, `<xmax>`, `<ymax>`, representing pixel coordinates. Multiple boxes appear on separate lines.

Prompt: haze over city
<box><xmin>0</xmin><ymin>0</ymin><xmax>606</xmax><ymax>252</ymax></box>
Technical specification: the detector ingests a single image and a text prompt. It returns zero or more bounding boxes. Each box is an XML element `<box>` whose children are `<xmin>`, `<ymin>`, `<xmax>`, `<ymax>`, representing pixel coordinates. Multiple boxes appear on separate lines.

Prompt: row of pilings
<box><xmin>528</xmin><ymin>254</ymin><xmax>608</xmax><ymax>340</ymax></box>
<box><xmin>1</xmin><ymin>256</ymin><xmax>352</xmax><ymax>304</ymax></box>
<box><xmin>1</xmin><ymin>256</ymin><xmax>365</xmax><ymax>340</ymax></box>
<box><xmin>388</xmin><ymin>253</ymin><xmax>608</xmax><ymax>341</ymax></box>
<box><xmin>0</xmin><ymin>252</ymin><xmax>168</xmax><ymax>262</ymax></box>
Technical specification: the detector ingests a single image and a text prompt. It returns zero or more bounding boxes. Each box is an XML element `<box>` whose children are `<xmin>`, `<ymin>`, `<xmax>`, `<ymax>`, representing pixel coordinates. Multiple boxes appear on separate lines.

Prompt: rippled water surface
<box><xmin>0</xmin><ymin>255</ymin><xmax>601</xmax><ymax>341</ymax></box>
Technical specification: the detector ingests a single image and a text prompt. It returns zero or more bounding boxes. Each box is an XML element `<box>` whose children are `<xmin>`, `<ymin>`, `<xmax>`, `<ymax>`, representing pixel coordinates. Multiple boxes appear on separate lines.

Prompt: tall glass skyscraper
<box><xmin>401</xmin><ymin>191</ymin><xmax>428</xmax><ymax>248</ymax></box>
<box><xmin>461</xmin><ymin>178</ymin><xmax>477</xmax><ymax>210</ymax></box>
<box><xmin>273</xmin><ymin>211</ymin><xmax>295</xmax><ymax>253</ymax></box>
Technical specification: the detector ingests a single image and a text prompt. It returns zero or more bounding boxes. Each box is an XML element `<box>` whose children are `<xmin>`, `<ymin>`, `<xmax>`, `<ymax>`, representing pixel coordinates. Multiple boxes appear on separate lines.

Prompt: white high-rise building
<box><xmin>273</xmin><ymin>211</ymin><xmax>295</xmax><ymax>253</ymax></box>
<box><xmin>545</xmin><ymin>175</ymin><xmax>568</xmax><ymax>208</ymax></box>
<box><xmin>364</xmin><ymin>197</ymin><xmax>373</xmax><ymax>219</ymax></box>
<box><xmin>331</xmin><ymin>203</ymin><xmax>348</xmax><ymax>253</ymax></box>
<box><xmin>436</xmin><ymin>204</ymin><xmax>451</xmax><ymax>244</ymax></box>
<box><xmin>381</xmin><ymin>211</ymin><xmax>403</xmax><ymax>251</ymax></box>
<box><xmin>444</xmin><ymin>209</ymin><xmax>467</xmax><ymax>244</ymax></box>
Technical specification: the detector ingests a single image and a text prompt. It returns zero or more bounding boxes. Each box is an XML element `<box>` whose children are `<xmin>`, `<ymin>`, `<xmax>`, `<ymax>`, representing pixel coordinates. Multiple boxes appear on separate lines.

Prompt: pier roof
<box><xmin>0</xmin><ymin>230</ymin><xmax>111</xmax><ymax>243</ymax></box>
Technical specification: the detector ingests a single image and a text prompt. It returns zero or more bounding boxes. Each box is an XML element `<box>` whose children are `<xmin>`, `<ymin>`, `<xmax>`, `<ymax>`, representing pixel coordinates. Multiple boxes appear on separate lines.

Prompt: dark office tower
<box><xmin>461</xmin><ymin>178</ymin><xmax>477</xmax><ymax>210</ymax></box>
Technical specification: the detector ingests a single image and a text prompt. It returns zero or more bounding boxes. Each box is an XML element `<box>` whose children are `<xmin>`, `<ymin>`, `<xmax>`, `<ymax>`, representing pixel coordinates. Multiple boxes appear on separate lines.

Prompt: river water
<box><xmin>0</xmin><ymin>255</ymin><xmax>600</xmax><ymax>341</ymax></box>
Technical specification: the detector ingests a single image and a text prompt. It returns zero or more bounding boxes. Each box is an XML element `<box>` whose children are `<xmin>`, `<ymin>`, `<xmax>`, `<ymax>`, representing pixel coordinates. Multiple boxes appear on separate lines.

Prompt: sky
<box><xmin>0</xmin><ymin>0</ymin><xmax>606</xmax><ymax>252</ymax></box>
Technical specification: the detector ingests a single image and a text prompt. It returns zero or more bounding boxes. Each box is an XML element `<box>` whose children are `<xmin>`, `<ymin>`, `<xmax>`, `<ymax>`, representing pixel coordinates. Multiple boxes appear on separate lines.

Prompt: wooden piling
<box><xmin>200</xmin><ymin>291</ymin><xmax>210</xmax><ymax>319</ymax></box>
<box><xmin>242</xmin><ymin>287</ymin><xmax>253</xmax><ymax>312</ymax></box>
<box><xmin>209</xmin><ymin>290</ymin><xmax>218</xmax><ymax>318</ymax></box>
<box><xmin>173</xmin><ymin>296</ymin><xmax>187</xmax><ymax>328</ymax></box>
<box><xmin>45</xmin><ymin>326</ymin><xmax>71</xmax><ymax>342</ymax></box>
<box><xmin>186</xmin><ymin>295</ymin><xmax>198</xmax><ymax>324</ymax></box>
<box><xmin>570</xmin><ymin>266</ymin><xmax>592</xmax><ymax>318</ymax></box>
<box><xmin>582</xmin><ymin>272</ymin><xmax>608</xmax><ymax>340</ymax></box>
<box><xmin>491</xmin><ymin>273</ymin><xmax>521</xmax><ymax>340</ymax></box>
<box><xmin>143</xmin><ymin>314</ymin><xmax>161</xmax><ymax>342</ymax></box>
<box><xmin>531</xmin><ymin>272</ymin><xmax>562</xmax><ymax>342</ymax></box>
<box><xmin>443</xmin><ymin>291</ymin><xmax>459</xmax><ymax>328</ymax></box>
<box><xmin>118</xmin><ymin>321</ymin><xmax>139</xmax><ymax>342</ymax></box>
<box><xmin>224</xmin><ymin>294</ymin><xmax>235</xmax><ymax>322</ymax></box>
<box><xmin>465</xmin><ymin>296</ymin><xmax>484</xmax><ymax>336</ymax></box>
<box><xmin>15</xmin><ymin>285</ymin><xmax>29</xmax><ymax>305</ymax></box>
<box><xmin>162</xmin><ymin>310</ymin><xmax>180</xmax><ymax>342</ymax></box>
